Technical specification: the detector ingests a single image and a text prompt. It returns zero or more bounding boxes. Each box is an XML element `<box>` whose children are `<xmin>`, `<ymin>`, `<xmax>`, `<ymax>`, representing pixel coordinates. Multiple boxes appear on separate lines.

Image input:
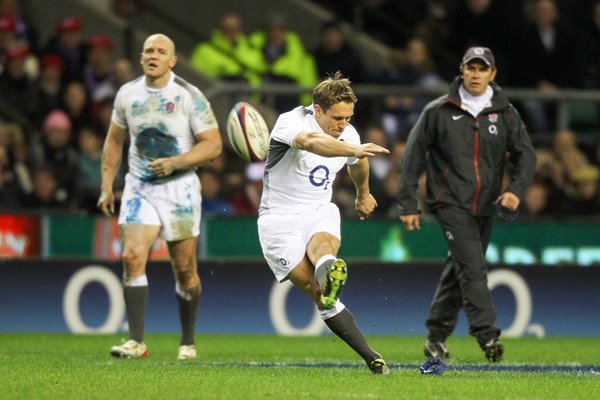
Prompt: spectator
<box><xmin>61</xmin><ymin>80</ymin><xmax>92</xmax><ymax>142</ymax></box>
<box><xmin>521</xmin><ymin>181</ymin><xmax>551</xmax><ymax>217</ymax></box>
<box><xmin>550</xmin><ymin>129</ymin><xmax>592</xmax><ymax>190</ymax></box>
<box><xmin>509</xmin><ymin>0</ymin><xmax>584</xmax><ymax>133</ymax></box>
<box><xmin>189</xmin><ymin>13</ymin><xmax>262</xmax><ymax>86</ymax></box>
<box><xmin>29</xmin><ymin>109</ymin><xmax>79</xmax><ymax>204</ymax></box>
<box><xmin>312</xmin><ymin>21</ymin><xmax>367</xmax><ymax>83</ymax></box>
<box><xmin>445</xmin><ymin>0</ymin><xmax>516</xmax><ymax>83</ymax></box>
<box><xmin>582</xmin><ymin>0</ymin><xmax>600</xmax><ymax>88</ymax></box>
<box><xmin>21</xmin><ymin>165</ymin><xmax>67</xmax><ymax>209</ymax></box>
<box><xmin>198</xmin><ymin>168</ymin><xmax>236</xmax><ymax>215</ymax></box>
<box><xmin>112</xmin><ymin>0</ymin><xmax>145</xmax><ymax>18</ymax></box>
<box><xmin>359</xmin><ymin>0</ymin><xmax>429</xmax><ymax>47</ymax></box>
<box><xmin>377</xmin><ymin>140</ymin><xmax>407</xmax><ymax>217</ymax></box>
<box><xmin>76</xmin><ymin>127</ymin><xmax>104</xmax><ymax>213</ymax></box>
<box><xmin>43</xmin><ymin>16</ymin><xmax>86</xmax><ymax>82</ymax></box>
<box><xmin>34</xmin><ymin>54</ymin><xmax>65</xmax><ymax>126</ymax></box>
<box><xmin>372</xmin><ymin>37</ymin><xmax>447</xmax><ymax>141</ymax></box>
<box><xmin>0</xmin><ymin>45</ymin><xmax>38</xmax><ymax>120</ymax></box>
<box><xmin>92</xmin><ymin>57</ymin><xmax>135</xmax><ymax>103</ymax></box>
<box><xmin>249</xmin><ymin>14</ymin><xmax>318</xmax><ymax>112</ymax></box>
<box><xmin>0</xmin><ymin>13</ymin><xmax>17</xmax><ymax>56</ymax></box>
<box><xmin>556</xmin><ymin>165</ymin><xmax>600</xmax><ymax>216</ymax></box>
<box><xmin>0</xmin><ymin>141</ymin><xmax>23</xmax><ymax>207</ymax></box>
<box><xmin>82</xmin><ymin>35</ymin><xmax>114</xmax><ymax>97</ymax></box>
<box><xmin>0</xmin><ymin>0</ymin><xmax>39</xmax><ymax>54</ymax></box>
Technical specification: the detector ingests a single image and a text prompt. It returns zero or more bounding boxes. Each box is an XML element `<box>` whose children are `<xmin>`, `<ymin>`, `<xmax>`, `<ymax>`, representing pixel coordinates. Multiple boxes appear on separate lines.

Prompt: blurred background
<box><xmin>0</xmin><ymin>0</ymin><xmax>599</xmax><ymax>336</ymax></box>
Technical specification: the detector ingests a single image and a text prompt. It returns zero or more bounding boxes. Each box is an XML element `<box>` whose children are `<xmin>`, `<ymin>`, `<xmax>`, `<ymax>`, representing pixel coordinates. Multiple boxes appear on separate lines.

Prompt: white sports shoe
<box><xmin>110</xmin><ymin>339</ymin><xmax>148</xmax><ymax>358</ymax></box>
<box><xmin>178</xmin><ymin>344</ymin><xmax>197</xmax><ymax>360</ymax></box>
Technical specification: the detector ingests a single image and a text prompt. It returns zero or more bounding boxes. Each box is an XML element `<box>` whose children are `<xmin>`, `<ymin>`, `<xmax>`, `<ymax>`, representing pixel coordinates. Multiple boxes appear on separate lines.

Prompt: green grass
<box><xmin>0</xmin><ymin>334</ymin><xmax>598</xmax><ymax>399</ymax></box>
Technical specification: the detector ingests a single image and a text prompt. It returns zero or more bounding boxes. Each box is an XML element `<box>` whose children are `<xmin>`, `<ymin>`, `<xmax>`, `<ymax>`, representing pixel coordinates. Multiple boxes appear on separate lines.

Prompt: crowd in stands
<box><xmin>0</xmin><ymin>0</ymin><xmax>598</xmax><ymax>219</ymax></box>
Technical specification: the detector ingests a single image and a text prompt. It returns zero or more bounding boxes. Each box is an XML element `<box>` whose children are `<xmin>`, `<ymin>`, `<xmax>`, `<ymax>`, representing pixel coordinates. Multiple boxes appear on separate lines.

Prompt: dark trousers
<box><xmin>426</xmin><ymin>205</ymin><xmax>500</xmax><ymax>348</ymax></box>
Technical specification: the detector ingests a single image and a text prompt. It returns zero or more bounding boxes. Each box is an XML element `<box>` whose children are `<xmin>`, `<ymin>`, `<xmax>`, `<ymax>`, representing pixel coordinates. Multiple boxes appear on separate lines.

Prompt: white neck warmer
<box><xmin>459</xmin><ymin>84</ymin><xmax>493</xmax><ymax>117</ymax></box>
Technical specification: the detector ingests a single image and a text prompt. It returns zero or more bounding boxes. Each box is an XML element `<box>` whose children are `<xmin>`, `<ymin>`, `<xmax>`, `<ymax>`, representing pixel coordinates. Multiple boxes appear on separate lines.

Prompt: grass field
<box><xmin>0</xmin><ymin>334</ymin><xmax>598</xmax><ymax>399</ymax></box>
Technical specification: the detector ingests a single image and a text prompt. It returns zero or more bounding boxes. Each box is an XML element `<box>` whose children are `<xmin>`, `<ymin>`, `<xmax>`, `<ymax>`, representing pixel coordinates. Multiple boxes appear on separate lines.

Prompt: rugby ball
<box><xmin>226</xmin><ymin>102</ymin><xmax>270</xmax><ymax>162</ymax></box>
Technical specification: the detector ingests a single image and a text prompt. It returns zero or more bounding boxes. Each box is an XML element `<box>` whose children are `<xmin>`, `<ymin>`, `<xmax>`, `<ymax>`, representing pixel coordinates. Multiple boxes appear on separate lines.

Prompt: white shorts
<box><xmin>257</xmin><ymin>203</ymin><xmax>341</xmax><ymax>282</ymax></box>
<box><xmin>118</xmin><ymin>172</ymin><xmax>201</xmax><ymax>241</ymax></box>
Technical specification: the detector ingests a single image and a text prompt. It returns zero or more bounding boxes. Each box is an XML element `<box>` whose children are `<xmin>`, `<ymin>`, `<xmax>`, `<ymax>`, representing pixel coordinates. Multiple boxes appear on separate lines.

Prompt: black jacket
<box><xmin>397</xmin><ymin>77</ymin><xmax>536</xmax><ymax>216</ymax></box>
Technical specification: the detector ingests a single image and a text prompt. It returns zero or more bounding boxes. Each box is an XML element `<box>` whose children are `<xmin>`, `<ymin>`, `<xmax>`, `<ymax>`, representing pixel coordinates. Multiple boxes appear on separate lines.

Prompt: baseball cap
<box><xmin>40</xmin><ymin>54</ymin><xmax>65</xmax><ymax>70</ymax></box>
<box><xmin>462</xmin><ymin>46</ymin><xmax>495</xmax><ymax>67</ymax></box>
<box><xmin>4</xmin><ymin>45</ymin><xmax>30</xmax><ymax>60</ymax></box>
<box><xmin>87</xmin><ymin>35</ymin><xmax>113</xmax><ymax>49</ymax></box>
<box><xmin>0</xmin><ymin>14</ymin><xmax>16</xmax><ymax>33</ymax></box>
<box><xmin>56</xmin><ymin>16</ymin><xmax>83</xmax><ymax>33</ymax></box>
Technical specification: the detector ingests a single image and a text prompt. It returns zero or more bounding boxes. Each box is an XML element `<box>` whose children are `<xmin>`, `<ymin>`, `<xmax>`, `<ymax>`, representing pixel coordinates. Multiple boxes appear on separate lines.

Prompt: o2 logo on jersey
<box><xmin>309</xmin><ymin>165</ymin><xmax>331</xmax><ymax>189</ymax></box>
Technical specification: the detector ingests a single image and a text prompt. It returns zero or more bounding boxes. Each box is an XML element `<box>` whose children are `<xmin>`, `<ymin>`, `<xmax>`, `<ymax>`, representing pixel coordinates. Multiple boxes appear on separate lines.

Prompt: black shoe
<box><xmin>368</xmin><ymin>358</ymin><xmax>390</xmax><ymax>375</ymax></box>
<box><xmin>484</xmin><ymin>339</ymin><xmax>504</xmax><ymax>362</ymax></box>
<box><xmin>423</xmin><ymin>340</ymin><xmax>449</xmax><ymax>359</ymax></box>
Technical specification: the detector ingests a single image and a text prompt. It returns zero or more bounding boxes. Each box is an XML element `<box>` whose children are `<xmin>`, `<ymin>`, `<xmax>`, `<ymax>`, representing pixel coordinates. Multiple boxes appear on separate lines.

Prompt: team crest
<box><xmin>165</xmin><ymin>102</ymin><xmax>175</xmax><ymax>114</ymax></box>
<box><xmin>488</xmin><ymin>113</ymin><xmax>498</xmax><ymax>123</ymax></box>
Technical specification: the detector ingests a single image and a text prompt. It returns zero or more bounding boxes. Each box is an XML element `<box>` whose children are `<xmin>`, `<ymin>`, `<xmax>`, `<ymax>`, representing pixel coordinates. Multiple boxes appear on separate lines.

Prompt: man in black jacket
<box><xmin>397</xmin><ymin>47</ymin><xmax>536</xmax><ymax>362</ymax></box>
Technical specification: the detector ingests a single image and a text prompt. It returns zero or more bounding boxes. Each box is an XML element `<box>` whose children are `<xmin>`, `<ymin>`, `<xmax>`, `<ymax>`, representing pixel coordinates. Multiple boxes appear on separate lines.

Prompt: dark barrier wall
<box><xmin>1</xmin><ymin>260</ymin><xmax>598</xmax><ymax>336</ymax></box>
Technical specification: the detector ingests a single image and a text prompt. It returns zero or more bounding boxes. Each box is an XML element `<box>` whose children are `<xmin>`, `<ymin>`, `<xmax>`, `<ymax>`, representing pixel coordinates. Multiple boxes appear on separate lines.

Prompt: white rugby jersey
<box><xmin>112</xmin><ymin>72</ymin><xmax>218</xmax><ymax>182</ymax></box>
<box><xmin>259</xmin><ymin>105</ymin><xmax>360</xmax><ymax>215</ymax></box>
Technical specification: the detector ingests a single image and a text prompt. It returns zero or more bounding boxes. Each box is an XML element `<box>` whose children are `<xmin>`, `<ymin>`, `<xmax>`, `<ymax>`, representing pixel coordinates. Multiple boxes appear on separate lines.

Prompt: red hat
<box><xmin>87</xmin><ymin>35</ymin><xmax>113</xmax><ymax>49</ymax></box>
<box><xmin>0</xmin><ymin>14</ymin><xmax>16</xmax><ymax>33</ymax></box>
<box><xmin>4</xmin><ymin>46</ymin><xmax>30</xmax><ymax>60</ymax></box>
<box><xmin>40</xmin><ymin>54</ymin><xmax>65</xmax><ymax>70</ymax></box>
<box><xmin>55</xmin><ymin>17</ymin><xmax>83</xmax><ymax>33</ymax></box>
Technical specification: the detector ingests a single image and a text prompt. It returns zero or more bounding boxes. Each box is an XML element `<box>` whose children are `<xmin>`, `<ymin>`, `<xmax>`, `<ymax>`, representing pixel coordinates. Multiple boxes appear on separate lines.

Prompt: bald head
<box><xmin>143</xmin><ymin>34</ymin><xmax>176</xmax><ymax>55</ymax></box>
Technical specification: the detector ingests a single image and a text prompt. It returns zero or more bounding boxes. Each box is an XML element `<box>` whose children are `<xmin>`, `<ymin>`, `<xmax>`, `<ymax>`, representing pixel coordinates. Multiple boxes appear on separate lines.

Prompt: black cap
<box><xmin>462</xmin><ymin>46</ymin><xmax>495</xmax><ymax>67</ymax></box>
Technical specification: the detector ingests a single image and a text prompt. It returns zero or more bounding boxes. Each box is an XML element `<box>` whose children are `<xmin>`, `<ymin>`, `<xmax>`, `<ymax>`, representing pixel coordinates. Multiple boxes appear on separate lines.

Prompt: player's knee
<box><xmin>319</xmin><ymin>299</ymin><xmax>346</xmax><ymax>320</ymax></box>
<box><xmin>174</xmin><ymin>264</ymin><xmax>199</xmax><ymax>287</ymax></box>
<box><xmin>121</xmin><ymin>245</ymin><xmax>147</xmax><ymax>268</ymax></box>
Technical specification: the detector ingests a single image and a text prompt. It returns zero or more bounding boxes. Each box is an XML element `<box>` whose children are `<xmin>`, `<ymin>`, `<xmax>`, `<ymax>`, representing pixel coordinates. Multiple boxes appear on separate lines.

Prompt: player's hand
<box><xmin>149</xmin><ymin>157</ymin><xmax>177</xmax><ymax>177</ymax></box>
<box><xmin>353</xmin><ymin>143</ymin><xmax>390</xmax><ymax>159</ymax></box>
<box><xmin>400</xmin><ymin>214</ymin><xmax>420</xmax><ymax>231</ymax></box>
<box><xmin>355</xmin><ymin>193</ymin><xmax>377</xmax><ymax>220</ymax></box>
<box><xmin>97</xmin><ymin>189</ymin><xmax>115</xmax><ymax>216</ymax></box>
<box><xmin>496</xmin><ymin>192</ymin><xmax>520</xmax><ymax>211</ymax></box>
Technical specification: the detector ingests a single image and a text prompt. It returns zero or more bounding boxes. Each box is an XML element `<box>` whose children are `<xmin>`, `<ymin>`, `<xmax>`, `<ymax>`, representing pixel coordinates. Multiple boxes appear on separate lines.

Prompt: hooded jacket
<box><xmin>397</xmin><ymin>77</ymin><xmax>536</xmax><ymax>216</ymax></box>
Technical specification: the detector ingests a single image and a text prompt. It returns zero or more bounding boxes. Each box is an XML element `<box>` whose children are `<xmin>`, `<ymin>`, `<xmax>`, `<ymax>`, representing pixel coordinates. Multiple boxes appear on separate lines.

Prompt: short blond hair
<box><xmin>312</xmin><ymin>71</ymin><xmax>357</xmax><ymax>111</ymax></box>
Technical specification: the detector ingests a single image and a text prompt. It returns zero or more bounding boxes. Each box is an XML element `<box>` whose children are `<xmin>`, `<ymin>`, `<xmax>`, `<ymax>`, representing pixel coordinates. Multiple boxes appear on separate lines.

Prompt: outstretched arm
<box><xmin>294</xmin><ymin>131</ymin><xmax>389</xmax><ymax>158</ymax></box>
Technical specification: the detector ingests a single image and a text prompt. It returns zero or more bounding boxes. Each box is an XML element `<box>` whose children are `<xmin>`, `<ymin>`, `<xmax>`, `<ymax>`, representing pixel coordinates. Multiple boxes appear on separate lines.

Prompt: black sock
<box><xmin>324</xmin><ymin>308</ymin><xmax>380</xmax><ymax>363</ymax></box>
<box><xmin>177</xmin><ymin>286</ymin><xmax>200</xmax><ymax>346</ymax></box>
<box><xmin>124</xmin><ymin>286</ymin><xmax>148</xmax><ymax>343</ymax></box>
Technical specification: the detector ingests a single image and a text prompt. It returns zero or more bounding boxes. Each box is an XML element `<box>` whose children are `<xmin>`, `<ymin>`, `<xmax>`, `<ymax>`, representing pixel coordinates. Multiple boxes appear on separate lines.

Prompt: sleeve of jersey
<box><xmin>188</xmin><ymin>87</ymin><xmax>219</xmax><ymax>136</ymax></box>
<box><xmin>270</xmin><ymin>111</ymin><xmax>303</xmax><ymax>148</ymax></box>
<box><xmin>111</xmin><ymin>88</ymin><xmax>127</xmax><ymax>129</ymax></box>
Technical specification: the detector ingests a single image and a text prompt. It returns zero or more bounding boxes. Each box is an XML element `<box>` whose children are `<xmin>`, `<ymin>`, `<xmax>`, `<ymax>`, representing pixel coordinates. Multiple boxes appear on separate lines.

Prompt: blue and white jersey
<box><xmin>112</xmin><ymin>72</ymin><xmax>218</xmax><ymax>182</ymax></box>
<box><xmin>259</xmin><ymin>105</ymin><xmax>360</xmax><ymax>215</ymax></box>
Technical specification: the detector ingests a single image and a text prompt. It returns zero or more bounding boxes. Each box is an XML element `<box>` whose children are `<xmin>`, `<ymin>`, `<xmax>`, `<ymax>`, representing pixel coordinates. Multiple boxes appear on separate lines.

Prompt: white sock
<box><xmin>124</xmin><ymin>275</ymin><xmax>148</xmax><ymax>287</ymax></box>
<box><xmin>176</xmin><ymin>282</ymin><xmax>193</xmax><ymax>300</ymax></box>
<box><xmin>319</xmin><ymin>299</ymin><xmax>346</xmax><ymax>319</ymax></box>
